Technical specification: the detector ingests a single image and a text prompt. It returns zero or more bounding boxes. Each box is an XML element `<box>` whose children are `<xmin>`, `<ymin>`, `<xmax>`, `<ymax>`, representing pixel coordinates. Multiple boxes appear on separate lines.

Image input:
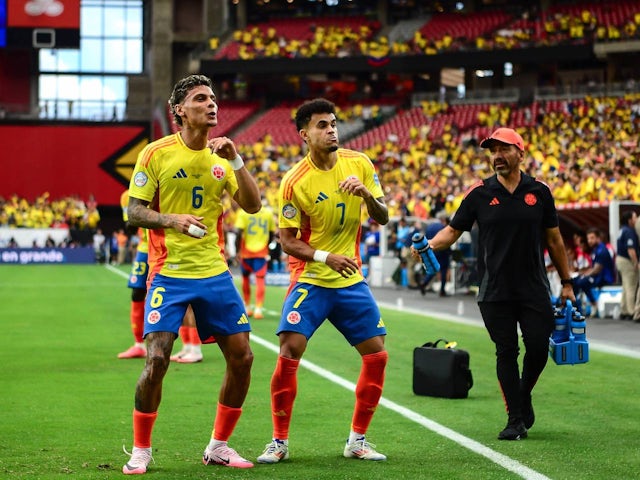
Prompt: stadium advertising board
<box><xmin>0</xmin><ymin>246</ymin><xmax>95</xmax><ymax>264</ymax></box>
<box><xmin>0</xmin><ymin>122</ymin><xmax>149</xmax><ymax>204</ymax></box>
<box><xmin>6</xmin><ymin>0</ymin><xmax>79</xmax><ymax>48</ymax></box>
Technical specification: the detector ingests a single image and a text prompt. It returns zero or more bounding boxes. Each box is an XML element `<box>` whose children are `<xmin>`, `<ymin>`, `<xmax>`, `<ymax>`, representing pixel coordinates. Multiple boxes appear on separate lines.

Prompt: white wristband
<box><xmin>313</xmin><ymin>249</ymin><xmax>330</xmax><ymax>263</ymax></box>
<box><xmin>229</xmin><ymin>154</ymin><xmax>244</xmax><ymax>170</ymax></box>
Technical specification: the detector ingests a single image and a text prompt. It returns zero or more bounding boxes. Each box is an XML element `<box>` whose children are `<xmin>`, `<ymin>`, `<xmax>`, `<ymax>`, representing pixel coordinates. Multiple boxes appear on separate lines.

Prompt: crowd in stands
<box><xmin>476</xmin><ymin>2</ymin><xmax>640</xmax><ymax>51</ymax></box>
<box><xmin>0</xmin><ymin>193</ymin><xmax>100</xmax><ymax>248</ymax></box>
<box><xmin>230</xmin><ymin>92</ymin><xmax>640</xmax><ymax>228</ymax></box>
<box><xmin>213</xmin><ymin>17</ymin><xmax>380</xmax><ymax>60</ymax></box>
<box><xmin>211</xmin><ymin>3</ymin><xmax>640</xmax><ymax>60</ymax></box>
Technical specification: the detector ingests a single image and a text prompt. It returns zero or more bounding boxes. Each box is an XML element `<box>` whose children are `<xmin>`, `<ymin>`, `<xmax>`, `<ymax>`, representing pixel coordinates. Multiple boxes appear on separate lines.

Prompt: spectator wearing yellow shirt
<box><xmin>576</xmin><ymin>166</ymin><xmax>596</xmax><ymax>201</ymax></box>
<box><xmin>609</xmin><ymin>168</ymin><xmax>631</xmax><ymax>200</ymax></box>
<box><xmin>552</xmin><ymin>174</ymin><xmax>577</xmax><ymax>205</ymax></box>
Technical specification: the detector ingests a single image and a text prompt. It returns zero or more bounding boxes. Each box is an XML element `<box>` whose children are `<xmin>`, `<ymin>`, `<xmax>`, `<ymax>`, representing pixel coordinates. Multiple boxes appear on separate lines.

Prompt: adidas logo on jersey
<box><xmin>173</xmin><ymin>168</ymin><xmax>188</xmax><ymax>179</ymax></box>
<box><xmin>489</xmin><ymin>197</ymin><xmax>500</xmax><ymax>206</ymax></box>
<box><xmin>237</xmin><ymin>313</ymin><xmax>249</xmax><ymax>325</ymax></box>
<box><xmin>315</xmin><ymin>192</ymin><xmax>329</xmax><ymax>204</ymax></box>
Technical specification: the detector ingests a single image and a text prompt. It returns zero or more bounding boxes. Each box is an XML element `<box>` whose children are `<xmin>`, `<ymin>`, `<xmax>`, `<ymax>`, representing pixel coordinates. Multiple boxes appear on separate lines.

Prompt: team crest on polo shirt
<box><xmin>282</xmin><ymin>203</ymin><xmax>297</xmax><ymax>219</ymax></box>
<box><xmin>147</xmin><ymin>310</ymin><xmax>161</xmax><ymax>324</ymax></box>
<box><xmin>211</xmin><ymin>164</ymin><xmax>226</xmax><ymax>180</ymax></box>
<box><xmin>286</xmin><ymin>311</ymin><xmax>301</xmax><ymax>325</ymax></box>
<box><xmin>524</xmin><ymin>193</ymin><xmax>537</xmax><ymax>206</ymax></box>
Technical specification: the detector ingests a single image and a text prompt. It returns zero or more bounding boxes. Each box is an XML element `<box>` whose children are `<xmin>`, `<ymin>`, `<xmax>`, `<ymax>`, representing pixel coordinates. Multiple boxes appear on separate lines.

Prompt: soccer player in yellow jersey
<box><xmin>122</xmin><ymin>74</ymin><xmax>261</xmax><ymax>475</ymax></box>
<box><xmin>234</xmin><ymin>202</ymin><xmax>276</xmax><ymax>319</ymax></box>
<box><xmin>257</xmin><ymin>98</ymin><xmax>390</xmax><ymax>464</ymax></box>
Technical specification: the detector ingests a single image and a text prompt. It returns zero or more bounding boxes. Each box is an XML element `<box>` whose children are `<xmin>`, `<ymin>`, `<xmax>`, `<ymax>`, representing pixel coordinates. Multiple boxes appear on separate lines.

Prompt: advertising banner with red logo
<box><xmin>6</xmin><ymin>0</ymin><xmax>79</xmax><ymax>48</ymax></box>
<box><xmin>7</xmin><ymin>0</ymin><xmax>79</xmax><ymax>28</ymax></box>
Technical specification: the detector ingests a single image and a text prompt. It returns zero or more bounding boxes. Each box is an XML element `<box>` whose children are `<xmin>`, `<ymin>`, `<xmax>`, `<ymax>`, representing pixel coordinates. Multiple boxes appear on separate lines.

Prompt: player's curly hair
<box><xmin>294</xmin><ymin>98</ymin><xmax>336</xmax><ymax>131</ymax></box>
<box><xmin>168</xmin><ymin>74</ymin><xmax>213</xmax><ymax>126</ymax></box>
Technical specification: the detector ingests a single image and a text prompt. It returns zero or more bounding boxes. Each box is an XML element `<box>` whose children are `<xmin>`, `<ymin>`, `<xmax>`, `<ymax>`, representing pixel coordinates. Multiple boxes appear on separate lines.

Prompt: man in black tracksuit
<box><xmin>425</xmin><ymin>127</ymin><xmax>576</xmax><ymax>440</ymax></box>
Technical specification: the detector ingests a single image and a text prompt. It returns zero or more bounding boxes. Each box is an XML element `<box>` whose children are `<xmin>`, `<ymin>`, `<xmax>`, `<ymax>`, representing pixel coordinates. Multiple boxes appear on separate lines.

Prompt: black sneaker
<box><xmin>498</xmin><ymin>420</ymin><xmax>528</xmax><ymax>440</ymax></box>
<box><xmin>522</xmin><ymin>393</ymin><xmax>535</xmax><ymax>429</ymax></box>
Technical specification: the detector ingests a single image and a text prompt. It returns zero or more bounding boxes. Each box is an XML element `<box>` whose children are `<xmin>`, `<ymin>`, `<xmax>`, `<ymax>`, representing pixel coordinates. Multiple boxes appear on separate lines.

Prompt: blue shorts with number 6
<box><xmin>277</xmin><ymin>281</ymin><xmax>385</xmax><ymax>346</ymax></box>
<box><xmin>144</xmin><ymin>271</ymin><xmax>250</xmax><ymax>341</ymax></box>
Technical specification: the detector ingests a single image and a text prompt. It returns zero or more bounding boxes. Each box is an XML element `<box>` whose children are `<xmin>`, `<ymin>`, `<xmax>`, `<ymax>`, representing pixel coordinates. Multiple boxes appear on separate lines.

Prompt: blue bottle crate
<box><xmin>549</xmin><ymin>300</ymin><xmax>589</xmax><ymax>365</ymax></box>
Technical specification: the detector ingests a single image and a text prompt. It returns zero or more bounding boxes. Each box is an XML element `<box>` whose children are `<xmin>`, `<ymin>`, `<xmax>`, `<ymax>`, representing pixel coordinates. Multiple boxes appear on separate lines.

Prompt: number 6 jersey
<box><xmin>129</xmin><ymin>133</ymin><xmax>238</xmax><ymax>279</ymax></box>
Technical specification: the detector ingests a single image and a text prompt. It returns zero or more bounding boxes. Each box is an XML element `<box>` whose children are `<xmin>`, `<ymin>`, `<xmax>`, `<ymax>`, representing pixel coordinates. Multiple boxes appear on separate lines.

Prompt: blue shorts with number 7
<box><xmin>277</xmin><ymin>281</ymin><xmax>386</xmax><ymax>346</ymax></box>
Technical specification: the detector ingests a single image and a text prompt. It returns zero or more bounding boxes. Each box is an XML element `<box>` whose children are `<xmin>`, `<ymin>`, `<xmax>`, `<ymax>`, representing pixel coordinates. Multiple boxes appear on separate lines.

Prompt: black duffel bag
<box><xmin>412</xmin><ymin>339</ymin><xmax>473</xmax><ymax>399</ymax></box>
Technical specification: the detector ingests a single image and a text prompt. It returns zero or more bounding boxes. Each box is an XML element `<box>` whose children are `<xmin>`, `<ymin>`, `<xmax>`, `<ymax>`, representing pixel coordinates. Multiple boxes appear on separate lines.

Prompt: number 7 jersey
<box><xmin>128</xmin><ymin>133</ymin><xmax>239</xmax><ymax>279</ymax></box>
<box><xmin>278</xmin><ymin>148</ymin><xmax>384</xmax><ymax>288</ymax></box>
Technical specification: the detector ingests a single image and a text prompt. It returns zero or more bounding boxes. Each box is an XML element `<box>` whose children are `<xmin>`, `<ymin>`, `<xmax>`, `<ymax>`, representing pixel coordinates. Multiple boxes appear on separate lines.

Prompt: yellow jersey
<box><xmin>129</xmin><ymin>133</ymin><xmax>238</xmax><ymax>278</ymax></box>
<box><xmin>234</xmin><ymin>207</ymin><xmax>275</xmax><ymax>258</ymax></box>
<box><xmin>279</xmin><ymin>148</ymin><xmax>384</xmax><ymax>288</ymax></box>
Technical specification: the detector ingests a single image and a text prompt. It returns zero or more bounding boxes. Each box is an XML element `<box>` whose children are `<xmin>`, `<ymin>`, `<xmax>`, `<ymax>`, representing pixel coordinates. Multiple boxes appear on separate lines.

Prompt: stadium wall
<box><xmin>1</xmin><ymin>121</ymin><xmax>150</xmax><ymax>204</ymax></box>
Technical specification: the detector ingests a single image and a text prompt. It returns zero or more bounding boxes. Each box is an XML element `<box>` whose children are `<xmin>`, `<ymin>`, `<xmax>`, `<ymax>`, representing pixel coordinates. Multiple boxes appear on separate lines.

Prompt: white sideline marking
<box><xmin>105</xmin><ymin>263</ymin><xmax>128</xmax><ymax>278</ymax></box>
<box><xmin>106</xmin><ymin>265</ymin><xmax>548</xmax><ymax>477</ymax></box>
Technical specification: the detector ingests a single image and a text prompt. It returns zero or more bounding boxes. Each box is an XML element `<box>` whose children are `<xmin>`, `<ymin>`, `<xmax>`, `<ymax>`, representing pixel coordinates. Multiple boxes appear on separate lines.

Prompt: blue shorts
<box><xmin>240</xmin><ymin>257</ymin><xmax>268</xmax><ymax>276</ymax></box>
<box><xmin>144</xmin><ymin>271</ymin><xmax>250</xmax><ymax>341</ymax></box>
<box><xmin>127</xmin><ymin>251</ymin><xmax>148</xmax><ymax>289</ymax></box>
<box><xmin>277</xmin><ymin>281</ymin><xmax>386</xmax><ymax>346</ymax></box>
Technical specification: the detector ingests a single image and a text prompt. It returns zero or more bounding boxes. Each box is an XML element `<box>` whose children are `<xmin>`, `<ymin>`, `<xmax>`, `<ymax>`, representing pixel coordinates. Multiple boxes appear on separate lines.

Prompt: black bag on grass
<box><xmin>412</xmin><ymin>339</ymin><xmax>473</xmax><ymax>399</ymax></box>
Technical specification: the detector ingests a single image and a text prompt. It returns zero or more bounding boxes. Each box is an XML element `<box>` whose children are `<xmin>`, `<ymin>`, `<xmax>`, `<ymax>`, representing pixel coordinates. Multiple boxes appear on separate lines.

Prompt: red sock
<box><xmin>211</xmin><ymin>403</ymin><xmax>242</xmax><ymax>442</ymax></box>
<box><xmin>178</xmin><ymin>325</ymin><xmax>189</xmax><ymax>344</ymax></box>
<box><xmin>351</xmin><ymin>351</ymin><xmax>388</xmax><ymax>434</ymax></box>
<box><xmin>188</xmin><ymin>326</ymin><xmax>201</xmax><ymax>345</ymax></box>
<box><xmin>131</xmin><ymin>301</ymin><xmax>145</xmax><ymax>343</ymax></box>
<box><xmin>133</xmin><ymin>409</ymin><xmax>157</xmax><ymax>448</ymax></box>
<box><xmin>242</xmin><ymin>276</ymin><xmax>251</xmax><ymax>305</ymax></box>
<box><xmin>271</xmin><ymin>355</ymin><xmax>300</xmax><ymax>439</ymax></box>
<box><xmin>256</xmin><ymin>275</ymin><xmax>266</xmax><ymax>307</ymax></box>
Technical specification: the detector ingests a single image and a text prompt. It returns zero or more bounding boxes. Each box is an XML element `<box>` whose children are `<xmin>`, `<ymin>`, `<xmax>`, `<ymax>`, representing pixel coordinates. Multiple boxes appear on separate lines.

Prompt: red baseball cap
<box><xmin>480</xmin><ymin>127</ymin><xmax>524</xmax><ymax>151</ymax></box>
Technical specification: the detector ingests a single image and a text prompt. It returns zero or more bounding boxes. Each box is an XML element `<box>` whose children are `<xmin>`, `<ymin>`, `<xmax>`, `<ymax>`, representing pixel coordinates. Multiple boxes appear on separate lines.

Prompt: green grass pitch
<box><xmin>0</xmin><ymin>264</ymin><xmax>638</xmax><ymax>479</ymax></box>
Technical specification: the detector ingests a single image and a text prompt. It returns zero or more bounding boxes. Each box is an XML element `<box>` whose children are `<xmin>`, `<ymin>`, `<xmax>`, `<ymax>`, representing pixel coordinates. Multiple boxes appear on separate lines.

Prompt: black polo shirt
<box><xmin>616</xmin><ymin>225</ymin><xmax>639</xmax><ymax>261</ymax></box>
<box><xmin>450</xmin><ymin>173</ymin><xmax>558</xmax><ymax>302</ymax></box>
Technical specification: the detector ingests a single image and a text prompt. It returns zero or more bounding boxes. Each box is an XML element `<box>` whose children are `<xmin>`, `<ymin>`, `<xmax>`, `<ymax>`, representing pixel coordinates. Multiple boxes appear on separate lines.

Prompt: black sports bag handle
<box><xmin>422</xmin><ymin>338</ymin><xmax>454</xmax><ymax>348</ymax></box>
